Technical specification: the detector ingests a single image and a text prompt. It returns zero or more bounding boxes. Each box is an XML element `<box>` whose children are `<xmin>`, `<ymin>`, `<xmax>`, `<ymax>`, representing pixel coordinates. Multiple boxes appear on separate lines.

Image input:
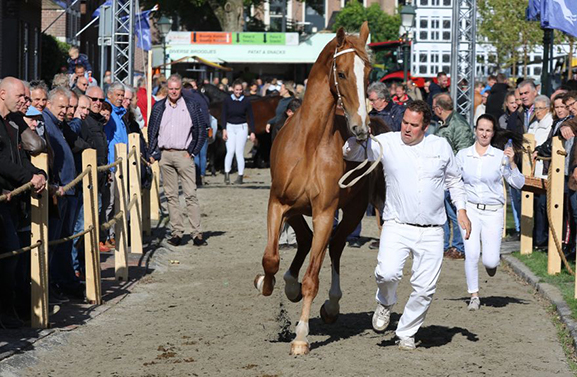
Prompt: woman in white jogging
<box><xmin>221</xmin><ymin>79</ymin><xmax>255</xmax><ymax>185</ymax></box>
<box><xmin>456</xmin><ymin>114</ymin><xmax>525</xmax><ymax>311</ymax></box>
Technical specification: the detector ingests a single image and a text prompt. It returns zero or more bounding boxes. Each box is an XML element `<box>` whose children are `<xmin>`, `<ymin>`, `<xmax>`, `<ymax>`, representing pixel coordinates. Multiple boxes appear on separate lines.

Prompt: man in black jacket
<box><xmin>486</xmin><ymin>73</ymin><xmax>510</xmax><ymax>121</ymax></box>
<box><xmin>0</xmin><ymin>77</ymin><xmax>47</xmax><ymax>328</ymax></box>
<box><xmin>148</xmin><ymin>74</ymin><xmax>208</xmax><ymax>247</ymax></box>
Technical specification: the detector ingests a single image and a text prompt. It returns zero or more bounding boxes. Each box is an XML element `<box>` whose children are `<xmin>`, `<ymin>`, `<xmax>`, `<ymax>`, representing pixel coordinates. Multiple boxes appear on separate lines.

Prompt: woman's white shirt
<box><xmin>456</xmin><ymin>144</ymin><xmax>525</xmax><ymax>206</ymax></box>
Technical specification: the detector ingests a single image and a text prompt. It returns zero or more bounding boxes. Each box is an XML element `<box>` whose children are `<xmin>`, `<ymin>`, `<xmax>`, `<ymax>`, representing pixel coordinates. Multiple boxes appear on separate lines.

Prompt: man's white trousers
<box><xmin>375</xmin><ymin>221</ymin><xmax>444</xmax><ymax>339</ymax></box>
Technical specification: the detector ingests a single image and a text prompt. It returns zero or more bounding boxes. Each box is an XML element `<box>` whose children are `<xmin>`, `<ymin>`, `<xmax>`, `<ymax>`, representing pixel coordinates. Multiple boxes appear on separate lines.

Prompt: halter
<box><xmin>332</xmin><ymin>47</ymin><xmax>356</xmax><ymax>107</ymax></box>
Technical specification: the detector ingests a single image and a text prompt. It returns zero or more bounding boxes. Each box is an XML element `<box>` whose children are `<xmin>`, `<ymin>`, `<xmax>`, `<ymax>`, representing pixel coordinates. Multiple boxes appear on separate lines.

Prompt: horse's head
<box><xmin>331</xmin><ymin>22</ymin><xmax>371</xmax><ymax>141</ymax></box>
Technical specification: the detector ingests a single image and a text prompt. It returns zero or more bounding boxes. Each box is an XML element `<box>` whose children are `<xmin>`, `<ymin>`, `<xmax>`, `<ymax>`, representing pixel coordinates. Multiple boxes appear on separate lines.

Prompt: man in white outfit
<box><xmin>343</xmin><ymin>100</ymin><xmax>471</xmax><ymax>350</ymax></box>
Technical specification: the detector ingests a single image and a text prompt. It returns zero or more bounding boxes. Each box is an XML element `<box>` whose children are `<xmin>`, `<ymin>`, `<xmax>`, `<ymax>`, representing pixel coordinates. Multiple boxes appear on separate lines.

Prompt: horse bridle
<box><xmin>332</xmin><ymin>47</ymin><xmax>357</xmax><ymax>107</ymax></box>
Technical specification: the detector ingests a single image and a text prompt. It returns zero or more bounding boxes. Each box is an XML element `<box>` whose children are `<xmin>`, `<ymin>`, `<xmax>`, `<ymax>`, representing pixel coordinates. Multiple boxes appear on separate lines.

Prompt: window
<box><xmin>443</xmin><ymin>31</ymin><xmax>450</xmax><ymax>40</ymax></box>
<box><xmin>533</xmin><ymin>67</ymin><xmax>542</xmax><ymax>76</ymax></box>
<box><xmin>420</xmin><ymin>31</ymin><xmax>427</xmax><ymax>40</ymax></box>
<box><xmin>420</xmin><ymin>19</ymin><xmax>428</xmax><ymax>29</ymax></box>
<box><xmin>442</xmin><ymin>54</ymin><xmax>450</xmax><ymax>63</ymax></box>
<box><xmin>420</xmin><ymin>0</ymin><xmax>428</xmax><ymax>6</ymax></box>
<box><xmin>443</xmin><ymin>0</ymin><xmax>451</xmax><ymax>6</ymax></box>
<box><xmin>419</xmin><ymin>65</ymin><xmax>427</xmax><ymax>74</ymax></box>
<box><xmin>419</xmin><ymin>54</ymin><xmax>428</xmax><ymax>63</ymax></box>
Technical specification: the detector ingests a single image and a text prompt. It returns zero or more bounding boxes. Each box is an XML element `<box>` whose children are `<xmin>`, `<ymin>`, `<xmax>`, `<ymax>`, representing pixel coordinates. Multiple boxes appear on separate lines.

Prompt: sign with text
<box><xmin>190</xmin><ymin>32</ymin><xmax>232</xmax><ymax>45</ymax></box>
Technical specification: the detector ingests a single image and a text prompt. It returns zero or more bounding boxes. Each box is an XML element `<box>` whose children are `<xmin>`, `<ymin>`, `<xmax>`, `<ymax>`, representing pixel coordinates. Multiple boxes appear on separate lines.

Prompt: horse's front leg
<box><xmin>255</xmin><ymin>198</ymin><xmax>285</xmax><ymax>296</ymax></box>
<box><xmin>291</xmin><ymin>210</ymin><xmax>335</xmax><ymax>355</ymax></box>
<box><xmin>321</xmin><ymin>199</ymin><xmax>368</xmax><ymax>323</ymax></box>
<box><xmin>283</xmin><ymin>215</ymin><xmax>313</xmax><ymax>303</ymax></box>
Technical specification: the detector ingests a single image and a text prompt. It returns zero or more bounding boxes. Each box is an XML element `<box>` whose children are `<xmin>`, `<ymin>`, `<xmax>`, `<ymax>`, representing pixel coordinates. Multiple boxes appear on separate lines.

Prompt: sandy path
<box><xmin>1</xmin><ymin>168</ymin><xmax>572</xmax><ymax>377</ymax></box>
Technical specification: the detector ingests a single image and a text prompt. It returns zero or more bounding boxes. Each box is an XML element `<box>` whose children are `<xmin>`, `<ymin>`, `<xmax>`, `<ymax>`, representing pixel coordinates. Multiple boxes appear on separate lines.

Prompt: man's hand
<box><xmin>457</xmin><ymin>209</ymin><xmax>471</xmax><ymax>240</ymax></box>
<box><xmin>265</xmin><ymin>124</ymin><xmax>271</xmax><ymax>133</ymax></box>
<box><xmin>249</xmin><ymin>132</ymin><xmax>256</xmax><ymax>143</ymax></box>
<box><xmin>149</xmin><ymin>156</ymin><xmax>155</xmax><ymax>164</ymax></box>
<box><xmin>560</xmin><ymin>125</ymin><xmax>575</xmax><ymax>140</ymax></box>
<box><xmin>223</xmin><ymin>129</ymin><xmax>228</xmax><ymax>141</ymax></box>
<box><xmin>30</xmin><ymin>174</ymin><xmax>46</xmax><ymax>193</ymax></box>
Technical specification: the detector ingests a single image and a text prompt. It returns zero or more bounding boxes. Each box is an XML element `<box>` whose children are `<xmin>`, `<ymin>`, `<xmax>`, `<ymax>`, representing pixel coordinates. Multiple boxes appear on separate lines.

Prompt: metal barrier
<box><xmin>0</xmin><ymin>133</ymin><xmax>160</xmax><ymax>328</ymax></box>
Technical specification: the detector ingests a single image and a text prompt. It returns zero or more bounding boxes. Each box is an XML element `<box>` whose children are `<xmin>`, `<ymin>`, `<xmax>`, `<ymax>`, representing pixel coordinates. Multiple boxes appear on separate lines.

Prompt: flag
<box><xmin>135</xmin><ymin>10</ymin><xmax>153</xmax><ymax>51</ymax></box>
<box><xmin>526</xmin><ymin>0</ymin><xmax>541</xmax><ymax>21</ymax></box>
<box><xmin>92</xmin><ymin>0</ymin><xmax>113</xmax><ymax>18</ymax></box>
<box><xmin>541</xmin><ymin>0</ymin><xmax>577</xmax><ymax>38</ymax></box>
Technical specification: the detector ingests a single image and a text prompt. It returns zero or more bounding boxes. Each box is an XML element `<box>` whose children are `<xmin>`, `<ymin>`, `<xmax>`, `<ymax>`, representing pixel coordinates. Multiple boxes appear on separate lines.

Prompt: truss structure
<box><xmin>449</xmin><ymin>0</ymin><xmax>477</xmax><ymax>125</ymax></box>
<box><xmin>110</xmin><ymin>0</ymin><xmax>135</xmax><ymax>84</ymax></box>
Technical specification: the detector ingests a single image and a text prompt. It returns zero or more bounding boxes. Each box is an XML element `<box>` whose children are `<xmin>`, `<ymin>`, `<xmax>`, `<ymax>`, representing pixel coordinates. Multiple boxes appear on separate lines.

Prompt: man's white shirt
<box><xmin>343</xmin><ymin>132</ymin><xmax>466</xmax><ymax>226</ymax></box>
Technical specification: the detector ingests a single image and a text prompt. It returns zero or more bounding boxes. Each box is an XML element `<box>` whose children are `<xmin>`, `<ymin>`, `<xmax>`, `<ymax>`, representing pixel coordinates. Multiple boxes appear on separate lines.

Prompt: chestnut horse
<box><xmin>254</xmin><ymin>23</ymin><xmax>377</xmax><ymax>355</ymax></box>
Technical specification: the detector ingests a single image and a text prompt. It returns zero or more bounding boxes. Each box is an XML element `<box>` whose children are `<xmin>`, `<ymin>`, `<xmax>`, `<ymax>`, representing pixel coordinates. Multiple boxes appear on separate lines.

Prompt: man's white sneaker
<box><xmin>396</xmin><ymin>336</ymin><xmax>416</xmax><ymax>350</ymax></box>
<box><xmin>372</xmin><ymin>303</ymin><xmax>392</xmax><ymax>332</ymax></box>
<box><xmin>468</xmin><ymin>296</ymin><xmax>481</xmax><ymax>311</ymax></box>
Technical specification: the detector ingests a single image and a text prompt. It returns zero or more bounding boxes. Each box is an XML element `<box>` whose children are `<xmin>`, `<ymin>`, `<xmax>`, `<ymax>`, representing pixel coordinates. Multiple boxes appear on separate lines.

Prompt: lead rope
<box><xmin>338</xmin><ymin>135</ymin><xmax>384</xmax><ymax>189</ymax></box>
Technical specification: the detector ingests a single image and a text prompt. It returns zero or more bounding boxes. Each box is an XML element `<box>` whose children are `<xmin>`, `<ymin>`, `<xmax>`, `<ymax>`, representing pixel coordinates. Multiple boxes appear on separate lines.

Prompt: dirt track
<box><xmin>1</xmin><ymin>168</ymin><xmax>573</xmax><ymax>377</ymax></box>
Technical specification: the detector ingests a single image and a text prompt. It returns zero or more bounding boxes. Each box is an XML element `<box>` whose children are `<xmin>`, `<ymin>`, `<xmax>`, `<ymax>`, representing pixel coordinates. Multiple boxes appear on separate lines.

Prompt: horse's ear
<box><xmin>359</xmin><ymin>21</ymin><xmax>369</xmax><ymax>44</ymax></box>
<box><xmin>336</xmin><ymin>27</ymin><xmax>346</xmax><ymax>48</ymax></box>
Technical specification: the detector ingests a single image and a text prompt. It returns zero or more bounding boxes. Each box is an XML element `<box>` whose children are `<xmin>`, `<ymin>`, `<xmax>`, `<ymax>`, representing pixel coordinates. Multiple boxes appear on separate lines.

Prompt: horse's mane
<box><xmin>491</xmin><ymin>126</ymin><xmax>525</xmax><ymax>152</ymax></box>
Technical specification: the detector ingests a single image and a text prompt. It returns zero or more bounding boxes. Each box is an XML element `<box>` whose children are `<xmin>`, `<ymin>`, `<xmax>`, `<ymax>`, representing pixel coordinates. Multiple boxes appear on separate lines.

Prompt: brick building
<box><xmin>0</xmin><ymin>0</ymin><xmax>43</xmax><ymax>80</ymax></box>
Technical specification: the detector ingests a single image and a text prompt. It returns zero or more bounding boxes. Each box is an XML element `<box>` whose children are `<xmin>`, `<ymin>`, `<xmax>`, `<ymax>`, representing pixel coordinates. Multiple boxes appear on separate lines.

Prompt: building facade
<box><xmin>1</xmin><ymin>0</ymin><xmax>43</xmax><ymax>80</ymax></box>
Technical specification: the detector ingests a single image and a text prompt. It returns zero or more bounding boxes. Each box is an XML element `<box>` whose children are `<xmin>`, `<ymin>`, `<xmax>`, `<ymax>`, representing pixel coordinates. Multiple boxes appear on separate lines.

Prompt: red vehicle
<box><xmin>368</xmin><ymin>40</ymin><xmax>426</xmax><ymax>87</ymax></box>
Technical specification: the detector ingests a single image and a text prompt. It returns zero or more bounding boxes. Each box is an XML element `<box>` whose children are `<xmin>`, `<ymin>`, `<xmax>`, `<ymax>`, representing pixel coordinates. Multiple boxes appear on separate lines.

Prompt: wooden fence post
<box><xmin>30</xmin><ymin>153</ymin><xmax>49</xmax><ymax>329</ymax></box>
<box><xmin>128</xmin><ymin>134</ymin><xmax>143</xmax><ymax>254</ymax></box>
<box><xmin>520</xmin><ymin>134</ymin><xmax>535</xmax><ymax>255</ymax></box>
<box><xmin>115</xmin><ymin>144</ymin><xmax>129</xmax><ymax>281</ymax></box>
<box><xmin>83</xmin><ymin>149</ymin><xmax>102</xmax><ymax>304</ymax></box>
<box><xmin>150</xmin><ymin>161</ymin><xmax>160</xmax><ymax>221</ymax></box>
<box><xmin>547</xmin><ymin>137</ymin><xmax>564</xmax><ymax>275</ymax></box>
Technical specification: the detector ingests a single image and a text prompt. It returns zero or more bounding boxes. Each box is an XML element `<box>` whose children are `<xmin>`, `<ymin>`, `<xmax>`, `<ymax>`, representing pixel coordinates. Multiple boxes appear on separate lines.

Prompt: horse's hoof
<box><xmin>254</xmin><ymin>274</ymin><xmax>275</xmax><ymax>296</ymax></box>
<box><xmin>254</xmin><ymin>274</ymin><xmax>265</xmax><ymax>292</ymax></box>
<box><xmin>285</xmin><ymin>283</ymin><xmax>303</xmax><ymax>303</ymax></box>
<box><xmin>320</xmin><ymin>303</ymin><xmax>339</xmax><ymax>324</ymax></box>
<box><xmin>289</xmin><ymin>341</ymin><xmax>310</xmax><ymax>356</ymax></box>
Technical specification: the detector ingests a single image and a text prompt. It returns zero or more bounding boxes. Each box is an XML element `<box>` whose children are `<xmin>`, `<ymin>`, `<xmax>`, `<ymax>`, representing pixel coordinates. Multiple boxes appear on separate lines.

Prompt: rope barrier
<box><xmin>97</xmin><ymin>158</ymin><xmax>123</xmax><ymax>172</ymax></box>
<box><xmin>47</xmin><ymin>226</ymin><xmax>94</xmax><ymax>247</ymax></box>
<box><xmin>0</xmin><ymin>182</ymin><xmax>34</xmax><ymax>202</ymax></box>
<box><xmin>126</xmin><ymin>194</ymin><xmax>137</xmax><ymax>212</ymax></box>
<box><xmin>0</xmin><ymin>241</ymin><xmax>42</xmax><ymax>260</ymax></box>
<box><xmin>55</xmin><ymin>167</ymin><xmax>91</xmax><ymax>196</ymax></box>
<box><xmin>127</xmin><ymin>146</ymin><xmax>137</xmax><ymax>160</ymax></box>
<box><xmin>545</xmin><ymin>153</ymin><xmax>575</xmax><ymax>276</ymax></box>
<box><xmin>101</xmin><ymin>211</ymin><xmax>124</xmax><ymax>231</ymax></box>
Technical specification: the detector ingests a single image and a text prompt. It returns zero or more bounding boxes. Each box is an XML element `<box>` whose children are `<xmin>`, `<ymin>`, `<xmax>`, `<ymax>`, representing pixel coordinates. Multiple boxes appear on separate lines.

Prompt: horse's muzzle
<box><xmin>352</xmin><ymin>125</ymin><xmax>369</xmax><ymax>141</ymax></box>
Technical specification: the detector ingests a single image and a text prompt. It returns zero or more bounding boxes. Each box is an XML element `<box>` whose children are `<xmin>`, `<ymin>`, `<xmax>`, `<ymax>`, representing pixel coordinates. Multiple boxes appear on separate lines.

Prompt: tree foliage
<box><xmin>477</xmin><ymin>0</ymin><xmax>543</xmax><ymax>76</ymax></box>
<box><xmin>332</xmin><ymin>2</ymin><xmax>401</xmax><ymax>43</ymax></box>
<box><xmin>41</xmin><ymin>33</ymin><xmax>70</xmax><ymax>85</ymax></box>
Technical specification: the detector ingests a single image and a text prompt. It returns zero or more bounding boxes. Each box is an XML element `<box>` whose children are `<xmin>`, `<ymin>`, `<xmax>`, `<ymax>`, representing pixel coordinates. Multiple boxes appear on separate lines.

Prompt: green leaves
<box><xmin>332</xmin><ymin>2</ymin><xmax>401</xmax><ymax>43</ymax></box>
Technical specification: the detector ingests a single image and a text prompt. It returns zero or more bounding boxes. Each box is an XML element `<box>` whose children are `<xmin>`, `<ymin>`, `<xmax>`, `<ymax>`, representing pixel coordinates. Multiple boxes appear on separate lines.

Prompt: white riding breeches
<box><xmin>374</xmin><ymin>221</ymin><xmax>444</xmax><ymax>339</ymax></box>
<box><xmin>459</xmin><ymin>202</ymin><xmax>503</xmax><ymax>294</ymax></box>
<box><xmin>224</xmin><ymin>123</ymin><xmax>248</xmax><ymax>175</ymax></box>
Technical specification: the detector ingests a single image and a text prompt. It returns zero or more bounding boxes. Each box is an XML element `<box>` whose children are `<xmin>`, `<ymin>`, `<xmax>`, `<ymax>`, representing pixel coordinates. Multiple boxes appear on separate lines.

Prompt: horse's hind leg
<box><xmin>321</xmin><ymin>200</ymin><xmax>368</xmax><ymax>324</ymax></box>
<box><xmin>255</xmin><ymin>198</ymin><xmax>285</xmax><ymax>296</ymax></box>
<box><xmin>283</xmin><ymin>215</ymin><xmax>313</xmax><ymax>302</ymax></box>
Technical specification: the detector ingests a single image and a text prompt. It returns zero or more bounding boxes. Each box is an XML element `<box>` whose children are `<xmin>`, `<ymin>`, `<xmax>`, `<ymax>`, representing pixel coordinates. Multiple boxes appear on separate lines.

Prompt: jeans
<box><xmin>49</xmin><ymin>195</ymin><xmax>79</xmax><ymax>286</ymax></box>
<box><xmin>534</xmin><ymin>194</ymin><xmax>549</xmax><ymax>246</ymax></box>
<box><xmin>333</xmin><ymin>210</ymin><xmax>362</xmax><ymax>241</ymax></box>
<box><xmin>509</xmin><ymin>186</ymin><xmax>522</xmax><ymax>233</ymax></box>
<box><xmin>194</xmin><ymin>139</ymin><xmax>208</xmax><ymax>179</ymax></box>
<box><xmin>443</xmin><ymin>191</ymin><xmax>464</xmax><ymax>253</ymax></box>
<box><xmin>0</xmin><ymin>203</ymin><xmax>21</xmax><ymax>311</ymax></box>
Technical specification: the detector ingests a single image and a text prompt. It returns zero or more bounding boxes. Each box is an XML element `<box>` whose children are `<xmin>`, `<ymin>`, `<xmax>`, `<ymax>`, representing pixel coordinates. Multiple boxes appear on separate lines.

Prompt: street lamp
<box><xmin>157</xmin><ymin>15</ymin><xmax>172</xmax><ymax>77</ymax></box>
<box><xmin>400</xmin><ymin>5</ymin><xmax>416</xmax><ymax>83</ymax></box>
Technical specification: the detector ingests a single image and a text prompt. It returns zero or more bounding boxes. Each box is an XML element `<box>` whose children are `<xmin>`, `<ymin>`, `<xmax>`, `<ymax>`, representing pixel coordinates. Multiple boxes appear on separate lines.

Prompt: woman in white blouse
<box><xmin>456</xmin><ymin>114</ymin><xmax>525</xmax><ymax>311</ymax></box>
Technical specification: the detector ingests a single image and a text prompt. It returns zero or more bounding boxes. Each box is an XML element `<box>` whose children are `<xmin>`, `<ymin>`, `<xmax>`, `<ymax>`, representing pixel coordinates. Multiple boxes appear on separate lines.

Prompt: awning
<box><xmin>153</xmin><ymin>55</ymin><xmax>232</xmax><ymax>72</ymax></box>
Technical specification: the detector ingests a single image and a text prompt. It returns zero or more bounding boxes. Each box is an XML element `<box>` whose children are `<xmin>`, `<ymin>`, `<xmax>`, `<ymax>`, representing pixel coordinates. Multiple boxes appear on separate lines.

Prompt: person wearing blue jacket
<box><xmin>102</xmin><ymin>82</ymin><xmax>127</xmax><ymax>246</ymax></box>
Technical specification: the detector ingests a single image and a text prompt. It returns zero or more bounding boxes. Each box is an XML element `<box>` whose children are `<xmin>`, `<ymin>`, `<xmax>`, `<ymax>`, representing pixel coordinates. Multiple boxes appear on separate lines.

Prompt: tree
<box><xmin>332</xmin><ymin>2</ymin><xmax>401</xmax><ymax>43</ymax></box>
<box><xmin>478</xmin><ymin>0</ymin><xmax>542</xmax><ymax>77</ymax></box>
<box><xmin>41</xmin><ymin>33</ymin><xmax>70</xmax><ymax>85</ymax></box>
<box><xmin>144</xmin><ymin>0</ymin><xmax>263</xmax><ymax>32</ymax></box>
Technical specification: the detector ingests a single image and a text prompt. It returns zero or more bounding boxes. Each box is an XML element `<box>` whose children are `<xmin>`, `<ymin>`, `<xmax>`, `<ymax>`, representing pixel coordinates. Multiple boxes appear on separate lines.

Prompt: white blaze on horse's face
<box><xmin>352</xmin><ymin>55</ymin><xmax>369</xmax><ymax>140</ymax></box>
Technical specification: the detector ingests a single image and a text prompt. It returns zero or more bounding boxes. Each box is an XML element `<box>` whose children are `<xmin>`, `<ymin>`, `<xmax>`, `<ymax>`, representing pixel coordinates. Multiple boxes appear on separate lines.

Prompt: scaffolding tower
<box><xmin>450</xmin><ymin>0</ymin><xmax>477</xmax><ymax>125</ymax></box>
<box><xmin>110</xmin><ymin>0</ymin><xmax>135</xmax><ymax>84</ymax></box>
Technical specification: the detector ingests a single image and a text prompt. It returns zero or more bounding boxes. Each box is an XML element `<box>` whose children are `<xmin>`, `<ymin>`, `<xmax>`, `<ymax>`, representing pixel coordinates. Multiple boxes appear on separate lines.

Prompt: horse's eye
<box><xmin>338</xmin><ymin>72</ymin><xmax>346</xmax><ymax>79</ymax></box>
